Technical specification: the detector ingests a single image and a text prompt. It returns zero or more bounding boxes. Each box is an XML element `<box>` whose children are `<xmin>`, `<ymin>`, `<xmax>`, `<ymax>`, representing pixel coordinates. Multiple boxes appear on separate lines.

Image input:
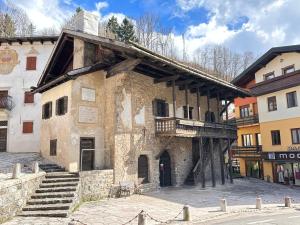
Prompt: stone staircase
<box><xmin>20</xmin><ymin>164</ymin><xmax>80</xmax><ymax>218</ymax></box>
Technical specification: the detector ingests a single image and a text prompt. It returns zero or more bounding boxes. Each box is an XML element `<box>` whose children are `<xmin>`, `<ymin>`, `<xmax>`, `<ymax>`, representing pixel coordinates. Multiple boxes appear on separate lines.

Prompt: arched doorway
<box><xmin>159</xmin><ymin>151</ymin><xmax>172</xmax><ymax>187</ymax></box>
<box><xmin>138</xmin><ymin>155</ymin><xmax>149</xmax><ymax>184</ymax></box>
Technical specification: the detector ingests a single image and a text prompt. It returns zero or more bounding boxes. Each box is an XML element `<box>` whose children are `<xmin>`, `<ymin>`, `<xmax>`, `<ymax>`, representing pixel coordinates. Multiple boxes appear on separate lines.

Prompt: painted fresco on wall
<box><xmin>0</xmin><ymin>47</ymin><xmax>19</xmax><ymax>74</ymax></box>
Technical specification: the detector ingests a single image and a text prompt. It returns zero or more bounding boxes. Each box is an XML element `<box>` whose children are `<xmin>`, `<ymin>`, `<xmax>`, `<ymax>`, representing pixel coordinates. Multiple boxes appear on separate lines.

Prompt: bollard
<box><xmin>138</xmin><ymin>211</ymin><xmax>147</xmax><ymax>225</ymax></box>
<box><xmin>256</xmin><ymin>197</ymin><xmax>262</xmax><ymax>210</ymax></box>
<box><xmin>183</xmin><ymin>205</ymin><xmax>191</xmax><ymax>221</ymax></box>
<box><xmin>12</xmin><ymin>163</ymin><xmax>21</xmax><ymax>179</ymax></box>
<box><xmin>285</xmin><ymin>196</ymin><xmax>292</xmax><ymax>208</ymax></box>
<box><xmin>32</xmin><ymin>161</ymin><xmax>39</xmax><ymax>174</ymax></box>
<box><xmin>220</xmin><ymin>198</ymin><xmax>227</xmax><ymax>212</ymax></box>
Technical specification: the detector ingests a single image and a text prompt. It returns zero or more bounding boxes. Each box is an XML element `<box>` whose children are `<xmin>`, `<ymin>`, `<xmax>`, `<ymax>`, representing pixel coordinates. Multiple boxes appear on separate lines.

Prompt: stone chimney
<box><xmin>70</xmin><ymin>10</ymin><xmax>99</xmax><ymax>36</ymax></box>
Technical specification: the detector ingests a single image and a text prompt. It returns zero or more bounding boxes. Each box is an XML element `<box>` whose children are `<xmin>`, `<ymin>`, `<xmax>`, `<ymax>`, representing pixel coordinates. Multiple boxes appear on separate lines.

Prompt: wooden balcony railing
<box><xmin>231</xmin><ymin>145</ymin><xmax>262</xmax><ymax>158</ymax></box>
<box><xmin>0</xmin><ymin>96</ymin><xmax>14</xmax><ymax>111</ymax></box>
<box><xmin>233</xmin><ymin>115</ymin><xmax>259</xmax><ymax>126</ymax></box>
<box><xmin>155</xmin><ymin>117</ymin><xmax>237</xmax><ymax>139</ymax></box>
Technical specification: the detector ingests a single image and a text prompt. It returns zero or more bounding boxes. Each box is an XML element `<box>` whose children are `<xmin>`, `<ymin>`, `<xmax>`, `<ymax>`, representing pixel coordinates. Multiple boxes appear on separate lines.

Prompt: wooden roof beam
<box><xmin>106</xmin><ymin>58</ymin><xmax>141</xmax><ymax>78</ymax></box>
<box><xmin>154</xmin><ymin>75</ymin><xmax>180</xmax><ymax>83</ymax></box>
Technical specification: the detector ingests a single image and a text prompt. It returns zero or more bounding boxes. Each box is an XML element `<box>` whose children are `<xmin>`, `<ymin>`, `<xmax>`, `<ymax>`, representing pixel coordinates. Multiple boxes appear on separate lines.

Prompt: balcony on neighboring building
<box><xmin>155</xmin><ymin>117</ymin><xmax>237</xmax><ymax>139</ymax></box>
<box><xmin>0</xmin><ymin>95</ymin><xmax>15</xmax><ymax>111</ymax></box>
<box><xmin>231</xmin><ymin>145</ymin><xmax>262</xmax><ymax>159</ymax></box>
<box><xmin>235</xmin><ymin>114</ymin><xmax>259</xmax><ymax>126</ymax></box>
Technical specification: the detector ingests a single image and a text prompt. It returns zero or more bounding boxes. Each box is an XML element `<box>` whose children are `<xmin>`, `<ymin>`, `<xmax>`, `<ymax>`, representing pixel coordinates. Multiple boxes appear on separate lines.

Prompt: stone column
<box><xmin>220</xmin><ymin>198</ymin><xmax>227</xmax><ymax>212</ymax></box>
<box><xmin>32</xmin><ymin>161</ymin><xmax>39</xmax><ymax>174</ymax></box>
<box><xmin>12</xmin><ymin>163</ymin><xmax>21</xmax><ymax>179</ymax></box>
<box><xmin>183</xmin><ymin>205</ymin><xmax>191</xmax><ymax>221</ymax></box>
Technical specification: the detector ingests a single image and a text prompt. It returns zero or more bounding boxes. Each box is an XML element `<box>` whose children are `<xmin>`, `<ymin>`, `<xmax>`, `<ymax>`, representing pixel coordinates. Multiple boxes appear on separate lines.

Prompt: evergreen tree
<box><xmin>76</xmin><ymin>7</ymin><xmax>83</xmax><ymax>13</ymax></box>
<box><xmin>106</xmin><ymin>16</ymin><xmax>119</xmax><ymax>36</ymax></box>
<box><xmin>117</xmin><ymin>18</ymin><xmax>137</xmax><ymax>42</ymax></box>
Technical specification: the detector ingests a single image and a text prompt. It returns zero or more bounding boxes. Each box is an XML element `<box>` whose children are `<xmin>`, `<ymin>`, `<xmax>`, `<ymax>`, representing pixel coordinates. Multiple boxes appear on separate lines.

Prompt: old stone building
<box><xmin>32</xmin><ymin>13</ymin><xmax>249</xmax><ymax>190</ymax></box>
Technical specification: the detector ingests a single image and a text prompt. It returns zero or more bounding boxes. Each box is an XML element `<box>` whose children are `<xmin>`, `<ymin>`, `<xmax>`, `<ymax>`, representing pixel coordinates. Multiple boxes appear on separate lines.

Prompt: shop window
<box><xmin>56</xmin><ymin>96</ymin><xmax>68</xmax><ymax>116</ymax></box>
<box><xmin>264</xmin><ymin>72</ymin><xmax>275</xmax><ymax>81</ymax></box>
<box><xmin>282</xmin><ymin>65</ymin><xmax>295</xmax><ymax>75</ymax></box>
<box><xmin>152</xmin><ymin>99</ymin><xmax>169</xmax><ymax>117</ymax></box>
<box><xmin>24</xmin><ymin>91</ymin><xmax>34</xmax><ymax>104</ymax></box>
<box><xmin>23</xmin><ymin>121</ymin><xmax>33</xmax><ymax>134</ymax></box>
<box><xmin>240</xmin><ymin>105</ymin><xmax>250</xmax><ymax>118</ymax></box>
<box><xmin>286</xmin><ymin>91</ymin><xmax>298</xmax><ymax>108</ymax></box>
<box><xmin>50</xmin><ymin>139</ymin><xmax>57</xmax><ymax>156</ymax></box>
<box><xmin>267</xmin><ymin>96</ymin><xmax>277</xmax><ymax>112</ymax></box>
<box><xmin>242</xmin><ymin>134</ymin><xmax>253</xmax><ymax>146</ymax></box>
<box><xmin>42</xmin><ymin>102</ymin><xmax>52</xmax><ymax>119</ymax></box>
<box><xmin>138</xmin><ymin>155</ymin><xmax>149</xmax><ymax>184</ymax></box>
<box><xmin>26</xmin><ymin>56</ymin><xmax>37</xmax><ymax>70</ymax></box>
<box><xmin>271</xmin><ymin>130</ymin><xmax>281</xmax><ymax>145</ymax></box>
<box><xmin>291</xmin><ymin>128</ymin><xmax>300</xmax><ymax>144</ymax></box>
<box><xmin>183</xmin><ymin>106</ymin><xmax>193</xmax><ymax>119</ymax></box>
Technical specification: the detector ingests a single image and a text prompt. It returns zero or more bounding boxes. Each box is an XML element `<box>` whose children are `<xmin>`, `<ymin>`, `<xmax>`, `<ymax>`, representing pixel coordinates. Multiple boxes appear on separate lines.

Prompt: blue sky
<box><xmin>4</xmin><ymin>0</ymin><xmax>300</xmax><ymax>58</ymax></box>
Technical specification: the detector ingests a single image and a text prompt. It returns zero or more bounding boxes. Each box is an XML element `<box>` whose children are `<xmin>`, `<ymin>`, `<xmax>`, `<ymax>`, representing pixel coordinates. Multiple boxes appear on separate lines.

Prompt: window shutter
<box><xmin>63</xmin><ymin>96</ymin><xmax>68</xmax><ymax>114</ymax></box>
<box><xmin>24</xmin><ymin>92</ymin><xmax>34</xmax><ymax>103</ymax></box>
<box><xmin>42</xmin><ymin>104</ymin><xmax>45</xmax><ymax>119</ymax></box>
<box><xmin>23</xmin><ymin>122</ymin><xmax>33</xmax><ymax>133</ymax></box>
<box><xmin>165</xmin><ymin>102</ymin><xmax>169</xmax><ymax>117</ymax></box>
<box><xmin>152</xmin><ymin>99</ymin><xmax>158</xmax><ymax>116</ymax></box>
<box><xmin>55</xmin><ymin>99</ymin><xmax>59</xmax><ymax>115</ymax></box>
<box><xmin>49</xmin><ymin>102</ymin><xmax>52</xmax><ymax>118</ymax></box>
<box><xmin>26</xmin><ymin>57</ymin><xmax>37</xmax><ymax>70</ymax></box>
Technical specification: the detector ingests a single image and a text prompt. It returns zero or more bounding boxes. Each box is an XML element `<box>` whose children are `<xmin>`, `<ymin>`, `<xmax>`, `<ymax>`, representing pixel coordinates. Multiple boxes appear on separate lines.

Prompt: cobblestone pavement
<box><xmin>0</xmin><ymin>153</ymin><xmax>51</xmax><ymax>181</ymax></box>
<box><xmin>3</xmin><ymin>178</ymin><xmax>300</xmax><ymax>225</ymax></box>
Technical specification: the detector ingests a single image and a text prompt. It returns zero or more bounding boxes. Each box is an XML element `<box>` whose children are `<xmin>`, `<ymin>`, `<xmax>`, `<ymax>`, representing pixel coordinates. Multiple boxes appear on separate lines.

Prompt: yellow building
<box><xmin>234</xmin><ymin>45</ymin><xmax>300</xmax><ymax>186</ymax></box>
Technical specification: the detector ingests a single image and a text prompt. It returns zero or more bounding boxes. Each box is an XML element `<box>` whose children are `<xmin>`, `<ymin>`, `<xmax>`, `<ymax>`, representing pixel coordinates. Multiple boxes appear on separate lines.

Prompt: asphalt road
<box><xmin>209</xmin><ymin>211</ymin><xmax>300</xmax><ymax>225</ymax></box>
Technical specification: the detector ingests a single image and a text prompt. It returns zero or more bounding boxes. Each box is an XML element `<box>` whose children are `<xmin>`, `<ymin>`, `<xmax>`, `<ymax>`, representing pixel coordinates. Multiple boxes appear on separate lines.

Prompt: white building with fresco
<box><xmin>0</xmin><ymin>36</ymin><xmax>57</xmax><ymax>153</ymax></box>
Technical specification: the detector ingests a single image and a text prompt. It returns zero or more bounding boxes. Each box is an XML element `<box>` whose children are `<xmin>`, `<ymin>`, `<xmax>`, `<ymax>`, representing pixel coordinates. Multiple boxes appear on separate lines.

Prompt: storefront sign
<box><xmin>265</xmin><ymin>151</ymin><xmax>300</xmax><ymax>161</ymax></box>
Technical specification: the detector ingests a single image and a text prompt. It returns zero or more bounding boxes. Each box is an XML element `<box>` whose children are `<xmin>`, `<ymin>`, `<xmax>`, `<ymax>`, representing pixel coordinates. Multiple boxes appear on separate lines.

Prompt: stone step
<box><xmin>45</xmin><ymin>172</ymin><xmax>79</xmax><ymax>179</ymax></box>
<box><xmin>36</xmin><ymin>187</ymin><xmax>77</xmax><ymax>193</ymax></box>
<box><xmin>39</xmin><ymin>182</ymin><xmax>78</xmax><ymax>188</ymax></box>
<box><xmin>23</xmin><ymin>203</ymin><xmax>70</xmax><ymax>211</ymax></box>
<box><xmin>42</xmin><ymin>168</ymin><xmax>65</xmax><ymax>172</ymax></box>
<box><xmin>31</xmin><ymin>192</ymin><xmax>75</xmax><ymax>199</ymax></box>
<box><xmin>42</xmin><ymin>178</ymin><xmax>80</xmax><ymax>183</ymax></box>
<box><xmin>27</xmin><ymin>198</ymin><xmax>73</xmax><ymax>205</ymax></box>
<box><xmin>20</xmin><ymin>210</ymin><xmax>69</xmax><ymax>217</ymax></box>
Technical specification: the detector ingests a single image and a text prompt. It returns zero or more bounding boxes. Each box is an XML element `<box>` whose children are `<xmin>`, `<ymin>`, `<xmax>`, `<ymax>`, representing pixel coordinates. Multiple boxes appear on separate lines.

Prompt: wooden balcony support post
<box><xmin>185</xmin><ymin>84</ymin><xmax>189</xmax><ymax>119</ymax></box>
<box><xmin>219</xmin><ymin>138</ymin><xmax>225</xmax><ymax>185</ymax></box>
<box><xmin>225</xmin><ymin>97</ymin><xmax>229</xmax><ymax>122</ymax></box>
<box><xmin>199</xmin><ymin>137</ymin><xmax>205</xmax><ymax>188</ymax></box>
<box><xmin>207</xmin><ymin>89</ymin><xmax>210</xmax><ymax>111</ymax></box>
<box><xmin>196</xmin><ymin>87</ymin><xmax>200</xmax><ymax>121</ymax></box>
<box><xmin>210</xmin><ymin>137</ymin><xmax>216</xmax><ymax>187</ymax></box>
<box><xmin>227</xmin><ymin>138</ymin><xmax>233</xmax><ymax>184</ymax></box>
<box><xmin>217</xmin><ymin>92</ymin><xmax>220</xmax><ymax>123</ymax></box>
<box><xmin>172</xmin><ymin>80</ymin><xmax>176</xmax><ymax>118</ymax></box>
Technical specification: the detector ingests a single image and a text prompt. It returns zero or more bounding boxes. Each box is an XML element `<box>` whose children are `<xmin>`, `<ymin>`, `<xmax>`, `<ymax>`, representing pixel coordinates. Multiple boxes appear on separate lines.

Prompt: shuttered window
<box><xmin>271</xmin><ymin>130</ymin><xmax>281</xmax><ymax>145</ymax></box>
<box><xmin>42</xmin><ymin>102</ymin><xmax>52</xmax><ymax>119</ymax></box>
<box><xmin>50</xmin><ymin>139</ymin><xmax>57</xmax><ymax>156</ymax></box>
<box><xmin>152</xmin><ymin>99</ymin><xmax>169</xmax><ymax>117</ymax></box>
<box><xmin>23</xmin><ymin>121</ymin><xmax>33</xmax><ymax>133</ymax></box>
<box><xmin>24</xmin><ymin>91</ymin><xmax>34</xmax><ymax>103</ymax></box>
<box><xmin>183</xmin><ymin>106</ymin><xmax>193</xmax><ymax>119</ymax></box>
<box><xmin>56</xmin><ymin>96</ymin><xmax>68</xmax><ymax>116</ymax></box>
<box><xmin>26</xmin><ymin>56</ymin><xmax>37</xmax><ymax>70</ymax></box>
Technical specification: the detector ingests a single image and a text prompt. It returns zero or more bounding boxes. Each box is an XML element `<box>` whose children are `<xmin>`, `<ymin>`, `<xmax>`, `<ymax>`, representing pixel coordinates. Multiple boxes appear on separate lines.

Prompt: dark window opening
<box><xmin>271</xmin><ymin>130</ymin><xmax>281</xmax><ymax>145</ymax></box>
<box><xmin>282</xmin><ymin>65</ymin><xmax>295</xmax><ymax>75</ymax></box>
<box><xmin>183</xmin><ymin>106</ymin><xmax>193</xmax><ymax>119</ymax></box>
<box><xmin>50</xmin><ymin>139</ymin><xmax>57</xmax><ymax>156</ymax></box>
<box><xmin>56</xmin><ymin>96</ymin><xmax>68</xmax><ymax>116</ymax></box>
<box><xmin>286</xmin><ymin>91</ymin><xmax>298</xmax><ymax>108</ymax></box>
<box><xmin>153</xmin><ymin>99</ymin><xmax>169</xmax><ymax>117</ymax></box>
<box><xmin>291</xmin><ymin>128</ymin><xmax>300</xmax><ymax>144</ymax></box>
<box><xmin>264</xmin><ymin>72</ymin><xmax>275</xmax><ymax>81</ymax></box>
<box><xmin>42</xmin><ymin>102</ymin><xmax>52</xmax><ymax>119</ymax></box>
<box><xmin>138</xmin><ymin>155</ymin><xmax>149</xmax><ymax>184</ymax></box>
<box><xmin>267</xmin><ymin>96</ymin><xmax>277</xmax><ymax>112</ymax></box>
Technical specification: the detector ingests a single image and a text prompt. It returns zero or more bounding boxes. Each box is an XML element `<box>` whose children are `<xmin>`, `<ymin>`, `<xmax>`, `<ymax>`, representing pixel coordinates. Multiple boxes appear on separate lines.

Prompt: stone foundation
<box><xmin>0</xmin><ymin>172</ymin><xmax>45</xmax><ymax>223</ymax></box>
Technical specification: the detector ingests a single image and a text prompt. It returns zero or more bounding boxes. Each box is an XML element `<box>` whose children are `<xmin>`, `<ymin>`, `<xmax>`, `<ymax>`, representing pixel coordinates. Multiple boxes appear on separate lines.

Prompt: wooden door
<box><xmin>0</xmin><ymin>128</ymin><xmax>7</xmax><ymax>152</ymax></box>
<box><xmin>159</xmin><ymin>151</ymin><xmax>172</xmax><ymax>187</ymax></box>
<box><xmin>80</xmin><ymin>138</ymin><xmax>95</xmax><ymax>171</ymax></box>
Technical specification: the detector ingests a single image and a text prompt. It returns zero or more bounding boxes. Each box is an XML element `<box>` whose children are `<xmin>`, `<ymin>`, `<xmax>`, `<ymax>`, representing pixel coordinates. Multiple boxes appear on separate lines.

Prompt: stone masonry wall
<box><xmin>79</xmin><ymin>169</ymin><xmax>114</xmax><ymax>201</ymax></box>
<box><xmin>0</xmin><ymin>172</ymin><xmax>45</xmax><ymax>223</ymax></box>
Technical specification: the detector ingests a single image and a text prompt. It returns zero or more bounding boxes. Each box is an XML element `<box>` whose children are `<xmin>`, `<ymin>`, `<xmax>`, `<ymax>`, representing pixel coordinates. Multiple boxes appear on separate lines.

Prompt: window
<box><xmin>264</xmin><ymin>72</ymin><xmax>275</xmax><ymax>81</ymax></box>
<box><xmin>291</xmin><ymin>128</ymin><xmax>300</xmax><ymax>144</ymax></box>
<box><xmin>138</xmin><ymin>155</ymin><xmax>149</xmax><ymax>184</ymax></box>
<box><xmin>267</xmin><ymin>96</ymin><xmax>277</xmax><ymax>111</ymax></box>
<box><xmin>242</xmin><ymin>134</ymin><xmax>253</xmax><ymax>146</ymax></box>
<box><xmin>50</xmin><ymin>139</ymin><xmax>57</xmax><ymax>156</ymax></box>
<box><xmin>26</xmin><ymin>56</ymin><xmax>37</xmax><ymax>70</ymax></box>
<box><xmin>240</xmin><ymin>105</ymin><xmax>250</xmax><ymax>118</ymax></box>
<box><xmin>23</xmin><ymin>121</ymin><xmax>33</xmax><ymax>134</ymax></box>
<box><xmin>183</xmin><ymin>106</ymin><xmax>193</xmax><ymax>119</ymax></box>
<box><xmin>24</xmin><ymin>91</ymin><xmax>34</xmax><ymax>104</ymax></box>
<box><xmin>282</xmin><ymin>65</ymin><xmax>295</xmax><ymax>75</ymax></box>
<box><xmin>286</xmin><ymin>91</ymin><xmax>298</xmax><ymax>108</ymax></box>
<box><xmin>42</xmin><ymin>102</ymin><xmax>52</xmax><ymax>119</ymax></box>
<box><xmin>152</xmin><ymin>99</ymin><xmax>169</xmax><ymax>117</ymax></box>
<box><xmin>271</xmin><ymin>130</ymin><xmax>281</xmax><ymax>145</ymax></box>
<box><xmin>56</xmin><ymin>96</ymin><xmax>68</xmax><ymax>116</ymax></box>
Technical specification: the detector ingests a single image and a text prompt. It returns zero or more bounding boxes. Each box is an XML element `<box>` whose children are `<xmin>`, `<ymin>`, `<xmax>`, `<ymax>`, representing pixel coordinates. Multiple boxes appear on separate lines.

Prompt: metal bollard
<box><xmin>138</xmin><ymin>211</ymin><xmax>147</xmax><ymax>225</ymax></box>
<box><xmin>12</xmin><ymin>163</ymin><xmax>21</xmax><ymax>179</ymax></box>
<box><xmin>220</xmin><ymin>198</ymin><xmax>227</xmax><ymax>212</ymax></box>
<box><xmin>256</xmin><ymin>197</ymin><xmax>262</xmax><ymax>210</ymax></box>
<box><xmin>285</xmin><ymin>196</ymin><xmax>292</xmax><ymax>208</ymax></box>
<box><xmin>32</xmin><ymin>161</ymin><xmax>39</xmax><ymax>174</ymax></box>
<box><xmin>183</xmin><ymin>205</ymin><xmax>191</xmax><ymax>221</ymax></box>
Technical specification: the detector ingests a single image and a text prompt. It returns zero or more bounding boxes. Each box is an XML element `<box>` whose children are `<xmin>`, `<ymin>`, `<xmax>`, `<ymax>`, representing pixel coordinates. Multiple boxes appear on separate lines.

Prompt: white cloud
<box><xmin>95</xmin><ymin>1</ymin><xmax>108</xmax><ymax>11</ymax></box>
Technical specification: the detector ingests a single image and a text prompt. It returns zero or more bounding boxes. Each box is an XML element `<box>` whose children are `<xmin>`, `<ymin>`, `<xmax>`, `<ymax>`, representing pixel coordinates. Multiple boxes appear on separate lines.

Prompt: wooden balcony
<box><xmin>235</xmin><ymin>115</ymin><xmax>259</xmax><ymax>126</ymax></box>
<box><xmin>231</xmin><ymin>145</ymin><xmax>262</xmax><ymax>159</ymax></box>
<box><xmin>155</xmin><ymin>117</ymin><xmax>237</xmax><ymax>139</ymax></box>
